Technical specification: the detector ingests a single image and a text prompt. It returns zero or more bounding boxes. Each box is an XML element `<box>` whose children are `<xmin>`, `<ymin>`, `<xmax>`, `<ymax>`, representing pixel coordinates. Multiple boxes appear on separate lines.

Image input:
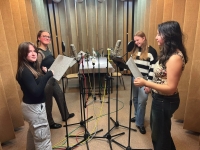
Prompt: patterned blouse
<box><xmin>152</xmin><ymin>51</ymin><xmax>185</xmax><ymax>95</ymax></box>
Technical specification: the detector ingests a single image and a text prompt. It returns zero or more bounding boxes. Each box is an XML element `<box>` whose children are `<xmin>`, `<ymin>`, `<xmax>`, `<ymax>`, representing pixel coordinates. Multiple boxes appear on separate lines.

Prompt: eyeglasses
<box><xmin>42</xmin><ymin>35</ymin><xmax>51</xmax><ymax>39</ymax></box>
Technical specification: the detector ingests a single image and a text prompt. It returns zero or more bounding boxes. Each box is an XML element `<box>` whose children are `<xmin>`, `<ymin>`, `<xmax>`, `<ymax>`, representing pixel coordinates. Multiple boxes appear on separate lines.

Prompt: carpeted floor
<box><xmin>2</xmin><ymin>75</ymin><xmax>199</xmax><ymax>150</ymax></box>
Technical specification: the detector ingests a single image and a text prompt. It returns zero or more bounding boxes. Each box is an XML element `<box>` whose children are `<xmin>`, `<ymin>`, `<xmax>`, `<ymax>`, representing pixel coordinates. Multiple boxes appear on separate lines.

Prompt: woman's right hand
<box><xmin>42</xmin><ymin>66</ymin><xmax>47</xmax><ymax>73</ymax></box>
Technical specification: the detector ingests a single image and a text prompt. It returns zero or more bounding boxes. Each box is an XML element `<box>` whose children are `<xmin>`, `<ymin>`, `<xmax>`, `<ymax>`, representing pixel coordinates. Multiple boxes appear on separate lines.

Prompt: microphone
<box><xmin>92</xmin><ymin>48</ymin><xmax>97</xmax><ymax>58</ymax></box>
<box><xmin>113</xmin><ymin>40</ymin><xmax>121</xmax><ymax>56</ymax></box>
<box><xmin>70</xmin><ymin>44</ymin><xmax>78</xmax><ymax>60</ymax></box>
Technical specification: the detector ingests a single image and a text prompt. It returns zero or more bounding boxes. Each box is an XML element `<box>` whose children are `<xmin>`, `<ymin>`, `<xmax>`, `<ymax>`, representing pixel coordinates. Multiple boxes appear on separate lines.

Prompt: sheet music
<box><xmin>49</xmin><ymin>55</ymin><xmax>74</xmax><ymax>81</ymax></box>
<box><xmin>70</xmin><ymin>59</ymin><xmax>77</xmax><ymax>67</ymax></box>
<box><xmin>126</xmin><ymin>57</ymin><xmax>143</xmax><ymax>78</ymax></box>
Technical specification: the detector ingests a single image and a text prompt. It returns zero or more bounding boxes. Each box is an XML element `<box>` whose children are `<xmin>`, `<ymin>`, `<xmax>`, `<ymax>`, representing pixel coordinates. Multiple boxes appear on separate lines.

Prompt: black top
<box><xmin>38</xmin><ymin>48</ymin><xmax>54</xmax><ymax>69</ymax></box>
<box><xmin>17</xmin><ymin>63</ymin><xmax>53</xmax><ymax>104</ymax></box>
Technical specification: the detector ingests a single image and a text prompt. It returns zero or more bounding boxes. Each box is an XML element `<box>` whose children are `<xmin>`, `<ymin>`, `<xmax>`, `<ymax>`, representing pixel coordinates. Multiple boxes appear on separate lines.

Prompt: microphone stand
<box><xmin>65</xmin><ymin>54</ymin><xmax>93</xmax><ymax>128</ymax></box>
<box><xmin>61</xmin><ymin>76</ymin><xmax>71</xmax><ymax>150</ymax></box>
<box><xmin>112</xmin><ymin>75</ymin><xmax>151</xmax><ymax>150</ymax></box>
<box><xmin>60</xmin><ymin>49</ymin><xmax>74</xmax><ymax>150</ymax></box>
<box><xmin>66</xmin><ymin>54</ymin><xmax>104</xmax><ymax>149</ymax></box>
<box><xmin>98</xmin><ymin>49</ymin><xmax>125</xmax><ymax>149</ymax></box>
<box><xmin>86</xmin><ymin>56</ymin><xmax>105</xmax><ymax>106</ymax></box>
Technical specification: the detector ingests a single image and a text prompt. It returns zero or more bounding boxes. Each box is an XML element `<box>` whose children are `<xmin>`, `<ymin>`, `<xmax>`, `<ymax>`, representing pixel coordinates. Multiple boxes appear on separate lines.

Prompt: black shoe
<box><xmin>62</xmin><ymin>113</ymin><xmax>75</xmax><ymax>121</ymax></box>
<box><xmin>136</xmin><ymin>126</ymin><xmax>146</xmax><ymax>134</ymax></box>
<box><xmin>50</xmin><ymin>123</ymin><xmax>62</xmax><ymax>129</ymax></box>
<box><xmin>67</xmin><ymin>113</ymin><xmax>75</xmax><ymax>119</ymax></box>
<box><xmin>131</xmin><ymin>117</ymin><xmax>136</xmax><ymax>122</ymax></box>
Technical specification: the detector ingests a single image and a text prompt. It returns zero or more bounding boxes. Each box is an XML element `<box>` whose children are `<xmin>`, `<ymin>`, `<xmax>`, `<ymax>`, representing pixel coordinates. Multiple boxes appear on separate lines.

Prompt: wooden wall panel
<box><xmin>0</xmin><ymin>74</ymin><xmax>15</xmax><ymax>143</ymax></box>
<box><xmin>172</xmin><ymin>0</ymin><xmax>185</xmax><ymax>29</ymax></box>
<box><xmin>153</xmin><ymin>0</ymin><xmax>164</xmax><ymax>49</ymax></box>
<box><xmin>144</xmin><ymin>0</ymin><xmax>150</xmax><ymax>44</ymax></box>
<box><xmin>147</xmin><ymin>0</ymin><xmax>157</xmax><ymax>47</ymax></box>
<box><xmin>0</xmin><ymin>0</ymin><xmax>24</xmax><ymax>129</ymax></box>
<box><xmin>183</xmin><ymin>1</ymin><xmax>200</xmax><ymax>132</ymax></box>
<box><xmin>18</xmin><ymin>0</ymin><xmax>31</xmax><ymax>41</ymax></box>
<box><xmin>0</xmin><ymin>12</ymin><xmax>15</xmax><ymax>143</ymax></box>
<box><xmin>163</xmin><ymin>0</ymin><xmax>173</xmax><ymax>21</ymax></box>
<box><xmin>25</xmin><ymin>0</ymin><xmax>37</xmax><ymax>42</ymax></box>
<box><xmin>10</xmin><ymin>0</ymin><xmax>25</xmax><ymax>101</ymax></box>
<box><xmin>10</xmin><ymin>0</ymin><xmax>25</xmax><ymax>43</ymax></box>
<box><xmin>172</xmin><ymin>0</ymin><xmax>186</xmax><ymax>119</ymax></box>
<box><xmin>183</xmin><ymin>61</ymin><xmax>200</xmax><ymax>132</ymax></box>
<box><xmin>0</xmin><ymin>0</ymin><xmax>51</xmax><ymax>143</ymax></box>
<box><xmin>176</xmin><ymin>0</ymin><xmax>199</xmax><ymax>121</ymax></box>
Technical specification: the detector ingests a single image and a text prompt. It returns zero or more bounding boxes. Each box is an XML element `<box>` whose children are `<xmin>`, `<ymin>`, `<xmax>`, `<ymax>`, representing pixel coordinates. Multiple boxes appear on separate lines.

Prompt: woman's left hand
<box><xmin>144</xmin><ymin>86</ymin><xmax>151</xmax><ymax>94</ymax></box>
<box><xmin>134</xmin><ymin>77</ymin><xmax>146</xmax><ymax>87</ymax></box>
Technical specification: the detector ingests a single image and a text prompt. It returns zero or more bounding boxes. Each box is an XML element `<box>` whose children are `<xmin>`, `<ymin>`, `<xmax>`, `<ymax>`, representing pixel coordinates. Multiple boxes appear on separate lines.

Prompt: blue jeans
<box><xmin>132</xmin><ymin>78</ymin><xmax>148</xmax><ymax>127</ymax></box>
<box><xmin>151</xmin><ymin>92</ymin><xmax>180</xmax><ymax>150</ymax></box>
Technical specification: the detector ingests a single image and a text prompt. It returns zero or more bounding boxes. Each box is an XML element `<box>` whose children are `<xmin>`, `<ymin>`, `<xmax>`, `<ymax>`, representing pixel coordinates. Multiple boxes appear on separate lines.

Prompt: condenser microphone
<box><xmin>113</xmin><ymin>40</ymin><xmax>121</xmax><ymax>56</ymax></box>
<box><xmin>70</xmin><ymin>44</ymin><xmax>78</xmax><ymax>60</ymax></box>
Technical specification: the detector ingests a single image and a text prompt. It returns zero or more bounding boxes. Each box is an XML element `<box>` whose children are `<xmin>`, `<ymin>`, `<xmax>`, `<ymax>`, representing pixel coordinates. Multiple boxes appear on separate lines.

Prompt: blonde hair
<box><xmin>132</xmin><ymin>31</ymin><xmax>148</xmax><ymax>60</ymax></box>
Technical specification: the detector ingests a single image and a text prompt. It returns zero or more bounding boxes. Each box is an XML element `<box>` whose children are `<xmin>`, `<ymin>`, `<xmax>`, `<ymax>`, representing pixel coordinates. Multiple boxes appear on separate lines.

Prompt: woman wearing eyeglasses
<box><xmin>36</xmin><ymin>30</ymin><xmax>75</xmax><ymax>129</ymax></box>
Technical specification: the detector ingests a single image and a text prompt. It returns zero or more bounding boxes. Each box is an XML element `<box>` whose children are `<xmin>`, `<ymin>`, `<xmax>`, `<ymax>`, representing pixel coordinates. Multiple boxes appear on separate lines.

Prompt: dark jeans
<box><xmin>151</xmin><ymin>92</ymin><xmax>180</xmax><ymax>150</ymax></box>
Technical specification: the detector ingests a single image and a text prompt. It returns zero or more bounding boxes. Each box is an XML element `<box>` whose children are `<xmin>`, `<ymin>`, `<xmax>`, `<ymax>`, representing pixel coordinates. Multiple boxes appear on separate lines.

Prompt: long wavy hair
<box><xmin>132</xmin><ymin>31</ymin><xmax>148</xmax><ymax>60</ymax></box>
<box><xmin>158</xmin><ymin>21</ymin><xmax>188</xmax><ymax>65</ymax></box>
<box><xmin>16</xmin><ymin>42</ymin><xmax>42</xmax><ymax>80</ymax></box>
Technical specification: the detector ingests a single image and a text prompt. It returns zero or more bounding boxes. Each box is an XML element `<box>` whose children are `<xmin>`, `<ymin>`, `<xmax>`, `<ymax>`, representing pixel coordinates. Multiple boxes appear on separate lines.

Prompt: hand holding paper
<box><xmin>134</xmin><ymin>77</ymin><xmax>146</xmax><ymax>87</ymax></box>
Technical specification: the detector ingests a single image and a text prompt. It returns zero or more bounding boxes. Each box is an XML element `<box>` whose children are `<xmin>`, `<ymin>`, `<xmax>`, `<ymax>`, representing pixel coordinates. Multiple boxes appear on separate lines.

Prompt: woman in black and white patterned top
<box><xmin>134</xmin><ymin>21</ymin><xmax>188</xmax><ymax>150</ymax></box>
<box><xmin>130</xmin><ymin>31</ymin><xmax>157</xmax><ymax>135</ymax></box>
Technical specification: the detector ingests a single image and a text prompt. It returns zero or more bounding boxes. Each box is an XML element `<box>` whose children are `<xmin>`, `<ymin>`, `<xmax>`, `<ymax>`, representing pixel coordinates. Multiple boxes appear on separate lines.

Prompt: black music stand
<box><xmin>109</xmin><ymin>56</ymin><xmax>136</xmax><ymax>132</ymax></box>
<box><xmin>111</xmin><ymin>57</ymin><xmax>152</xmax><ymax>150</ymax></box>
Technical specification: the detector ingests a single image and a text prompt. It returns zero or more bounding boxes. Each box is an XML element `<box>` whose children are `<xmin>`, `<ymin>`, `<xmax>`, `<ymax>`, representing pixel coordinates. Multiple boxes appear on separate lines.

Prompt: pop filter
<box><xmin>127</xmin><ymin>40</ymin><xmax>135</xmax><ymax>52</ymax></box>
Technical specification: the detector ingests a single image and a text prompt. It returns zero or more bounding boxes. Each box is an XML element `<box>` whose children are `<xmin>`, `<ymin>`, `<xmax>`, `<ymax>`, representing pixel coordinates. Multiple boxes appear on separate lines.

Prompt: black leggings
<box><xmin>45</xmin><ymin>77</ymin><xmax>69</xmax><ymax>125</ymax></box>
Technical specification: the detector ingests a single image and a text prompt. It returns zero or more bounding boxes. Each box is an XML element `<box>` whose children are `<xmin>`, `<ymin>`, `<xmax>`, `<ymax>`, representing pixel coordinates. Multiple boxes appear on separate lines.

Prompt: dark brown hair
<box><xmin>16</xmin><ymin>42</ymin><xmax>42</xmax><ymax>80</ymax></box>
<box><xmin>158</xmin><ymin>21</ymin><xmax>188</xmax><ymax>65</ymax></box>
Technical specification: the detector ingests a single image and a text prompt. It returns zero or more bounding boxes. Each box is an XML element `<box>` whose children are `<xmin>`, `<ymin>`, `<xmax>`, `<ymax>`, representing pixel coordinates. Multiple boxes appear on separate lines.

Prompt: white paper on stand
<box><xmin>70</xmin><ymin>59</ymin><xmax>77</xmax><ymax>67</ymax></box>
<box><xmin>49</xmin><ymin>55</ymin><xmax>74</xmax><ymax>81</ymax></box>
<box><xmin>126</xmin><ymin>57</ymin><xmax>143</xmax><ymax>78</ymax></box>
